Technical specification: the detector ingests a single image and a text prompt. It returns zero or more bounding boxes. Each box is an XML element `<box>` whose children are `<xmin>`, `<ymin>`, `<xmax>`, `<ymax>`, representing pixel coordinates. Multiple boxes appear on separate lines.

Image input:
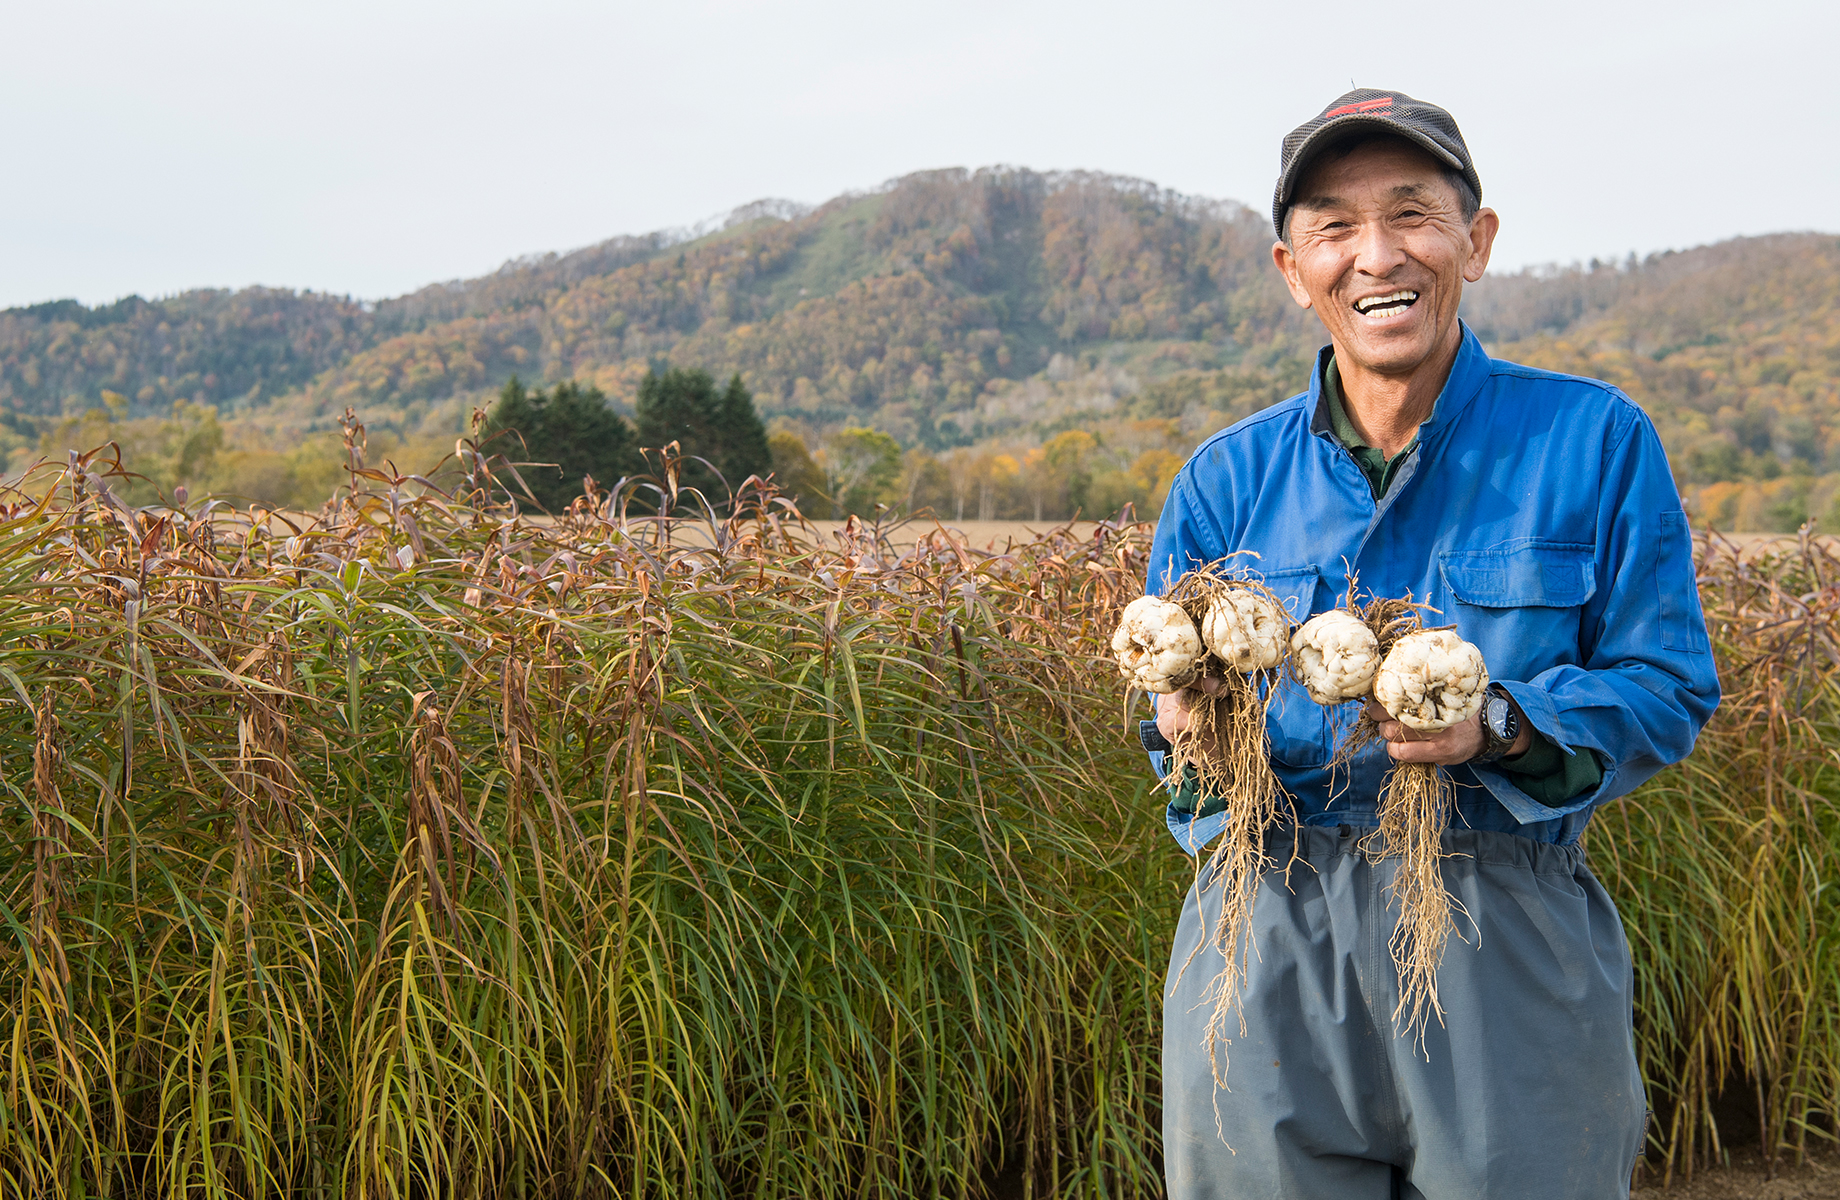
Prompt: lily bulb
<box><xmin>1373</xmin><ymin>629</ymin><xmax>1490</xmax><ymax>732</ymax></box>
<box><xmin>1290</xmin><ymin>609</ymin><xmax>1381</xmax><ymax>704</ymax></box>
<box><xmin>1112</xmin><ymin>596</ymin><xmax>1205</xmax><ymax>694</ymax></box>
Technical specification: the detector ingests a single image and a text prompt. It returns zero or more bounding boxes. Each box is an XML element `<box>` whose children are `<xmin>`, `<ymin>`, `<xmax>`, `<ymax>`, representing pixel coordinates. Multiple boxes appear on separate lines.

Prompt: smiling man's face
<box><xmin>1273</xmin><ymin>138</ymin><xmax>1499</xmax><ymax>387</ymax></box>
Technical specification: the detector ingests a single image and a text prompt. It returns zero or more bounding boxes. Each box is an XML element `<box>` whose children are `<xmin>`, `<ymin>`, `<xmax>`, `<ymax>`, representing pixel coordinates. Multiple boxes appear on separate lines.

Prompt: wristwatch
<box><xmin>1470</xmin><ymin>684</ymin><xmax>1521</xmax><ymax>765</ymax></box>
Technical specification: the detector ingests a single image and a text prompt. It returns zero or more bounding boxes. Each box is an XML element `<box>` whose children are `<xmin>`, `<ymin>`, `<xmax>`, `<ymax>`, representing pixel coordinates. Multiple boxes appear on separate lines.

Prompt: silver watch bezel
<box><xmin>1472</xmin><ymin>685</ymin><xmax>1519</xmax><ymax>764</ymax></box>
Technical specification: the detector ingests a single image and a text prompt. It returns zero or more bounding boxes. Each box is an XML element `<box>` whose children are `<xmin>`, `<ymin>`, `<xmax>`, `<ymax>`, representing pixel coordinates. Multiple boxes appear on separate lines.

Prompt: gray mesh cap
<box><xmin>1272</xmin><ymin>88</ymin><xmax>1482</xmax><ymax>238</ymax></box>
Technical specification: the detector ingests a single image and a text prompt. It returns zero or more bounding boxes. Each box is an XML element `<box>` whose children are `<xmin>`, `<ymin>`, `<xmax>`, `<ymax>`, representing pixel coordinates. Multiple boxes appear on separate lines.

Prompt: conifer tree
<box><xmin>714</xmin><ymin>372</ymin><xmax>771</xmax><ymax>488</ymax></box>
<box><xmin>634</xmin><ymin>367</ymin><xmax>770</xmax><ymax>500</ymax></box>
<box><xmin>483</xmin><ymin>377</ymin><xmax>636</xmax><ymax>511</ymax></box>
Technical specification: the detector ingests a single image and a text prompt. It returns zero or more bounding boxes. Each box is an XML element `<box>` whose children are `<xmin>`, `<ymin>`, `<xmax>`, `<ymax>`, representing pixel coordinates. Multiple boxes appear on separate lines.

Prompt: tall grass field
<box><xmin>0</xmin><ymin>437</ymin><xmax>1834</xmax><ymax>1196</ymax></box>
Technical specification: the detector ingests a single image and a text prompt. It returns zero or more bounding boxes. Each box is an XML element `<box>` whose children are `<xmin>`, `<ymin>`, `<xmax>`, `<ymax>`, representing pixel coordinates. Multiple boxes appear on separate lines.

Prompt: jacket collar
<box><xmin>1307</xmin><ymin>320</ymin><xmax>1491</xmax><ymax>442</ymax></box>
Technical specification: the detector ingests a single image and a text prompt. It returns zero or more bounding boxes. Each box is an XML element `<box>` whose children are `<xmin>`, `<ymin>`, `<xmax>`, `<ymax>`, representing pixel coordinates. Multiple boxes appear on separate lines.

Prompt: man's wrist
<box><xmin>1500</xmin><ymin>696</ymin><xmax>1534</xmax><ymax>759</ymax></box>
<box><xmin>1471</xmin><ymin>684</ymin><xmax>1528</xmax><ymax>764</ymax></box>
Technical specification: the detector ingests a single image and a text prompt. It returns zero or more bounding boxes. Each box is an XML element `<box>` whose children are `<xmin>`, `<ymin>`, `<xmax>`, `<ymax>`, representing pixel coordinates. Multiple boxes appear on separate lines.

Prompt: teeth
<box><xmin>1355</xmin><ymin>289</ymin><xmax>1419</xmax><ymax>316</ymax></box>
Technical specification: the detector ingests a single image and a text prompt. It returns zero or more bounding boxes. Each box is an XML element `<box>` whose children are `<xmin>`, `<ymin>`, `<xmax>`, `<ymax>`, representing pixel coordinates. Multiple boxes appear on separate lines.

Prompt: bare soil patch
<box><xmin>1634</xmin><ymin>1149</ymin><xmax>1840</xmax><ymax>1199</ymax></box>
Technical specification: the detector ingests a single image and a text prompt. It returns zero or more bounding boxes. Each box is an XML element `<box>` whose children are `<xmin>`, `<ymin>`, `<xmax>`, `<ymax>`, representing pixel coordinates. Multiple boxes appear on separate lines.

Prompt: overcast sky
<box><xmin>3</xmin><ymin>0</ymin><xmax>1833</xmax><ymax>310</ymax></box>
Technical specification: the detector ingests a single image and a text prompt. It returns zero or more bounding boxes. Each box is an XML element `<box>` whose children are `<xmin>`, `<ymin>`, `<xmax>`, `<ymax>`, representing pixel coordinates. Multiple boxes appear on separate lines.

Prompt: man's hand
<box><xmin>1156</xmin><ymin>674</ymin><xmax>1231</xmax><ymax>761</ymax></box>
<box><xmin>1362</xmin><ymin>696</ymin><xmax>1531</xmax><ymax>765</ymax></box>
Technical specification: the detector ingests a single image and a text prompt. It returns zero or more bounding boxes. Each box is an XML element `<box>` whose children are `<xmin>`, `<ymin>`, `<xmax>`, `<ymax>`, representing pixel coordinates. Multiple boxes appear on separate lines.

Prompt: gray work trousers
<box><xmin>1163</xmin><ymin>824</ymin><xmax>1647</xmax><ymax>1199</ymax></box>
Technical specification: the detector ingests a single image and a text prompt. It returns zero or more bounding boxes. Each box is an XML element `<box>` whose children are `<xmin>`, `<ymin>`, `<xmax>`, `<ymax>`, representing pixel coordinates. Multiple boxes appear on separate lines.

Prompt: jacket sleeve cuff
<box><xmin>1475</xmin><ymin>681</ymin><xmax>1616</xmax><ymax>823</ymax></box>
<box><xmin>1166</xmin><ymin>805</ymin><xmax>1229</xmax><ymax>854</ymax></box>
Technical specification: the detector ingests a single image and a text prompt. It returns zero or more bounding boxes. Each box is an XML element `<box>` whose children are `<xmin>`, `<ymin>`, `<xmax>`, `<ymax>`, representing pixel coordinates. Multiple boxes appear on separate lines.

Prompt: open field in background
<box><xmin>607</xmin><ymin>518</ymin><xmax>1111</xmax><ymax>555</ymax></box>
<box><xmin>803</xmin><ymin>521</ymin><xmax>1839</xmax><ymax>556</ymax></box>
<box><xmin>678</xmin><ymin>518</ymin><xmax>1840</xmax><ymax>559</ymax></box>
<box><xmin>0</xmin><ymin>448</ymin><xmax>1835</xmax><ymax>1196</ymax></box>
<box><xmin>795</xmin><ymin>519</ymin><xmax>1106</xmax><ymax>552</ymax></box>
<box><xmin>148</xmin><ymin>513</ymin><xmax>1840</xmax><ymax>558</ymax></box>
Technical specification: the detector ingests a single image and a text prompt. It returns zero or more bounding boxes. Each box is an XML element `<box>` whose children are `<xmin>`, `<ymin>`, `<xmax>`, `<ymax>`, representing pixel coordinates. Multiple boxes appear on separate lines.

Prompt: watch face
<box><xmin>1472</xmin><ymin>690</ymin><xmax>1518</xmax><ymax>765</ymax></box>
<box><xmin>1486</xmin><ymin>695</ymin><xmax>1512</xmax><ymax>740</ymax></box>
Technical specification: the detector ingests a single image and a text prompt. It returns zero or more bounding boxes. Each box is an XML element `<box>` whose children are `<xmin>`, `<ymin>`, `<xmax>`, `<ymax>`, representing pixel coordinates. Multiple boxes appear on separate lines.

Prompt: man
<box><xmin>1144</xmin><ymin>90</ymin><xmax>1719</xmax><ymax>1198</ymax></box>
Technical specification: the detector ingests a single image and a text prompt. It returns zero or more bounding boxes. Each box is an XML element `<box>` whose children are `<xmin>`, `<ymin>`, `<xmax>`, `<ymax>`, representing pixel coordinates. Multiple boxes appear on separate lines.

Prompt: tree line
<box><xmin>480</xmin><ymin>370</ymin><xmax>1181</xmax><ymax>523</ymax></box>
<box><xmin>483</xmin><ymin>368</ymin><xmax>770</xmax><ymax>511</ymax></box>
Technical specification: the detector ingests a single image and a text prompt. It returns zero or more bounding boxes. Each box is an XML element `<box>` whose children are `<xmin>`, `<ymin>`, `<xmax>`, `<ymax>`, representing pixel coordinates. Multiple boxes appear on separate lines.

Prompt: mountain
<box><xmin>1468</xmin><ymin>234</ymin><xmax>1840</xmax><ymax>529</ymax></box>
<box><xmin>272</xmin><ymin>170</ymin><xmax>1319</xmax><ymax>452</ymax></box>
<box><xmin>0</xmin><ymin>289</ymin><xmax>371</xmax><ymax>416</ymax></box>
<box><xmin>1</xmin><ymin>170</ymin><xmax>1310</xmax><ymax>434</ymax></box>
<box><xmin>3</xmin><ymin>170</ymin><xmax>1836</xmax><ymax>527</ymax></box>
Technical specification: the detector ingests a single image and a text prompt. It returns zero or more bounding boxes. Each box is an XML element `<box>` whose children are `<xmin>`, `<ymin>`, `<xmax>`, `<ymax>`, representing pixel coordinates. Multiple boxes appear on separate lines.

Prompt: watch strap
<box><xmin>1470</xmin><ymin>683</ymin><xmax>1520</xmax><ymax>765</ymax></box>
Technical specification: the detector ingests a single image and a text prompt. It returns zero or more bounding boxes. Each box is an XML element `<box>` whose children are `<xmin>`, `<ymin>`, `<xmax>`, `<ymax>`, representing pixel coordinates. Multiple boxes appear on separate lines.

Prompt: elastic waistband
<box><xmin>1263</xmin><ymin>823</ymin><xmax>1586</xmax><ymax>877</ymax></box>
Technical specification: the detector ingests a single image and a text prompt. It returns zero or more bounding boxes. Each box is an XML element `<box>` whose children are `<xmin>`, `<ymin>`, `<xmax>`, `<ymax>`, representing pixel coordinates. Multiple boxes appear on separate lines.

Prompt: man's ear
<box><xmin>1463</xmin><ymin>209</ymin><xmax>1501</xmax><ymax>283</ymax></box>
<box><xmin>1271</xmin><ymin>239</ymin><xmax>1314</xmax><ymax>309</ymax></box>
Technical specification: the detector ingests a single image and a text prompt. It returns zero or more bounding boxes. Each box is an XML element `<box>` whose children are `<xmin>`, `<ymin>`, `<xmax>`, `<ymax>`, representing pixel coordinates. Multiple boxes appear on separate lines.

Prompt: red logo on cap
<box><xmin>1323</xmin><ymin>97</ymin><xmax>1395</xmax><ymax>119</ymax></box>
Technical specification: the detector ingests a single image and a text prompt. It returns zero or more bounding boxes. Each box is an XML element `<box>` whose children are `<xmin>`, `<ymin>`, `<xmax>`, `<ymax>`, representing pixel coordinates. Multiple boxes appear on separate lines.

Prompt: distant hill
<box><xmin>0</xmin><ymin>171</ymin><xmax>1312</xmax><ymax>439</ymax></box>
<box><xmin>0</xmin><ymin>289</ymin><xmax>371</xmax><ymax>416</ymax></box>
<box><xmin>1470</xmin><ymin>234</ymin><xmax>1840</xmax><ymax>528</ymax></box>
<box><xmin>3</xmin><ymin>170</ymin><xmax>1835</xmax><ymax>527</ymax></box>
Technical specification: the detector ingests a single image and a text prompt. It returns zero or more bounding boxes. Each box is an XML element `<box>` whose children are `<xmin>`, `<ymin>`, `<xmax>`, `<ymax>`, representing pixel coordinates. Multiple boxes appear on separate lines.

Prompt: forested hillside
<box><xmin>3</xmin><ymin>168</ymin><xmax>1835</xmax><ymax>527</ymax></box>
<box><xmin>0</xmin><ymin>290</ymin><xmax>370</xmax><ymax>416</ymax></box>
<box><xmin>1474</xmin><ymin>235</ymin><xmax>1840</xmax><ymax>529</ymax></box>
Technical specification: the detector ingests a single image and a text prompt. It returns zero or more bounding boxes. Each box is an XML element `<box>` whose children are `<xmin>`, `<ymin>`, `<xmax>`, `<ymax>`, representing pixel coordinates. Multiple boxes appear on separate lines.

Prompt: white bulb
<box><xmin>1199</xmin><ymin>590</ymin><xmax>1289</xmax><ymax>674</ymax></box>
<box><xmin>1290</xmin><ymin>609</ymin><xmax>1380</xmax><ymax>704</ymax></box>
<box><xmin>1373</xmin><ymin>629</ymin><xmax>1489</xmax><ymax>732</ymax></box>
<box><xmin>1112</xmin><ymin>596</ymin><xmax>1204</xmax><ymax>693</ymax></box>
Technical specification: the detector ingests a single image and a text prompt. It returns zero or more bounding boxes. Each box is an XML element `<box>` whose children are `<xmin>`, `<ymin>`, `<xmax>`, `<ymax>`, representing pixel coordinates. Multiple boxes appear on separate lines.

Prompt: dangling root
<box><xmin>1165</xmin><ymin>671</ymin><xmax>1259</xmax><ymax>799</ymax></box>
<box><xmin>1159</xmin><ymin>566</ymin><xmax>1296</xmax><ymax>1087</ymax></box>
<box><xmin>1169</xmin><ymin>676</ymin><xmax>1293</xmax><ymax>1085</ymax></box>
<box><xmin>1321</xmin><ymin>590</ymin><xmax>1470</xmax><ymax>1045</ymax></box>
<box><xmin>1366</xmin><ymin>759</ymin><xmax>1466</xmax><ymax>1048</ymax></box>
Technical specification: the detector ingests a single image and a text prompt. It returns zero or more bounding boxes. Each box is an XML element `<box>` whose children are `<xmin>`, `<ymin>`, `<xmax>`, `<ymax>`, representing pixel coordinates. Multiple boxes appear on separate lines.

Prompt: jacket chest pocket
<box><xmin>1437</xmin><ymin>540</ymin><xmax>1596</xmax><ymax>672</ymax></box>
<box><xmin>1261</xmin><ymin>564</ymin><xmax>1323</xmax><ymax>624</ymax></box>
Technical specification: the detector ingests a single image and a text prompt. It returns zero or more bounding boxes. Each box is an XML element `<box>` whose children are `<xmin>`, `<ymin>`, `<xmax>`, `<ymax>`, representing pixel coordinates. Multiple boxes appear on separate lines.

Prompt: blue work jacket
<box><xmin>1147</xmin><ymin>324</ymin><xmax>1720</xmax><ymax>849</ymax></box>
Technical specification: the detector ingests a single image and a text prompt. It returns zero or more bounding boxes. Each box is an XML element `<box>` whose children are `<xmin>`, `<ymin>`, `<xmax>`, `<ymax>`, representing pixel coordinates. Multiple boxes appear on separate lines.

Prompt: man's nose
<box><xmin>1349</xmin><ymin>220</ymin><xmax>1408</xmax><ymax>277</ymax></box>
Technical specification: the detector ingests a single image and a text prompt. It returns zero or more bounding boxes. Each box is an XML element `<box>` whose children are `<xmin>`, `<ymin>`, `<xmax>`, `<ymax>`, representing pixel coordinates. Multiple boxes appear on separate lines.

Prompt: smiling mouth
<box><xmin>1353</xmin><ymin>289</ymin><xmax>1419</xmax><ymax>319</ymax></box>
